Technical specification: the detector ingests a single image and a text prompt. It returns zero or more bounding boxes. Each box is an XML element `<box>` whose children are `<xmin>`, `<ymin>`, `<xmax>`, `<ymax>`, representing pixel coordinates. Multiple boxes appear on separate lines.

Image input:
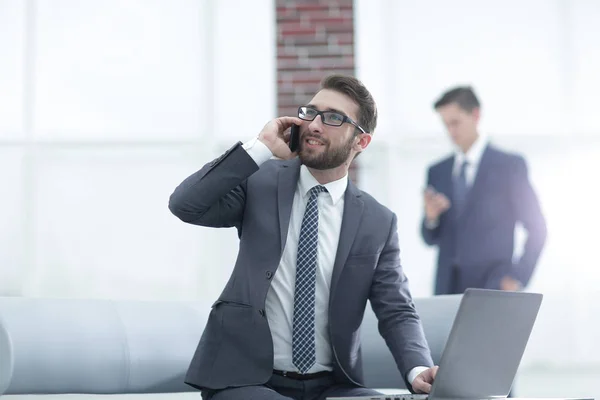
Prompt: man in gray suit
<box><xmin>169</xmin><ymin>75</ymin><xmax>436</xmax><ymax>400</ymax></box>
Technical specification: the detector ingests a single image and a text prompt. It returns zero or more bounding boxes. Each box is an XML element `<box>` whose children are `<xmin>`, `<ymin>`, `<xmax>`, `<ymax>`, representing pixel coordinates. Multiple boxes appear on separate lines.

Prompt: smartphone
<box><xmin>289</xmin><ymin>124</ymin><xmax>300</xmax><ymax>153</ymax></box>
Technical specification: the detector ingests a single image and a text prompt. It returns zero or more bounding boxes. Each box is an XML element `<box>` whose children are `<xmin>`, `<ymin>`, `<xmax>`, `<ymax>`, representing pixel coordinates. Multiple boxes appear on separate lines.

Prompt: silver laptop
<box><xmin>328</xmin><ymin>288</ymin><xmax>543</xmax><ymax>400</ymax></box>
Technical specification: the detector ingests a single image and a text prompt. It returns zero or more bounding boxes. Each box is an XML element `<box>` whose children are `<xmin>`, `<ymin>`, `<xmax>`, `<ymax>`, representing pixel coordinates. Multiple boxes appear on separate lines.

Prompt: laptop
<box><xmin>328</xmin><ymin>288</ymin><xmax>543</xmax><ymax>400</ymax></box>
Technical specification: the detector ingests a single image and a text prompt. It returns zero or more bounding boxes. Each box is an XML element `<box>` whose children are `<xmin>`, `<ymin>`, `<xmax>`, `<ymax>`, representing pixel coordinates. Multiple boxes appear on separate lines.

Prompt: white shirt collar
<box><xmin>454</xmin><ymin>134</ymin><xmax>488</xmax><ymax>170</ymax></box>
<box><xmin>298</xmin><ymin>165</ymin><xmax>347</xmax><ymax>205</ymax></box>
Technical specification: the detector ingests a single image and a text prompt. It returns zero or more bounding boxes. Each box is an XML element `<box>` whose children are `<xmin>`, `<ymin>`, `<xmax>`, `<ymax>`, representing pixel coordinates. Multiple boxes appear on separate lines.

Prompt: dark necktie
<box><xmin>292</xmin><ymin>185</ymin><xmax>327</xmax><ymax>373</ymax></box>
<box><xmin>453</xmin><ymin>160</ymin><xmax>469</xmax><ymax>217</ymax></box>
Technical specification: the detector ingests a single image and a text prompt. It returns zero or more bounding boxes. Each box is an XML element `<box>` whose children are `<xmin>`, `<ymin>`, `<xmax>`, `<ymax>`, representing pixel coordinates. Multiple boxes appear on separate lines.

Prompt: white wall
<box><xmin>0</xmin><ymin>0</ymin><xmax>275</xmax><ymax>302</ymax></box>
<box><xmin>355</xmin><ymin>0</ymin><xmax>600</xmax><ymax>369</ymax></box>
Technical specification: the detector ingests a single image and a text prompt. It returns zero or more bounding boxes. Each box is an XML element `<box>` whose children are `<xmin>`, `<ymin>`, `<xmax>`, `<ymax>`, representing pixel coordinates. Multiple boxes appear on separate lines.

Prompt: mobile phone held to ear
<box><xmin>289</xmin><ymin>124</ymin><xmax>300</xmax><ymax>152</ymax></box>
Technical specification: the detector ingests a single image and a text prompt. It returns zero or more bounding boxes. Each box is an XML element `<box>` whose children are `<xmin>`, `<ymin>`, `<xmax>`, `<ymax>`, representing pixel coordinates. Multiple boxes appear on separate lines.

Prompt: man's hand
<box><xmin>258</xmin><ymin>116</ymin><xmax>304</xmax><ymax>160</ymax></box>
<box><xmin>424</xmin><ymin>187</ymin><xmax>450</xmax><ymax>224</ymax></box>
<box><xmin>500</xmin><ymin>276</ymin><xmax>522</xmax><ymax>291</ymax></box>
<box><xmin>412</xmin><ymin>366</ymin><xmax>438</xmax><ymax>394</ymax></box>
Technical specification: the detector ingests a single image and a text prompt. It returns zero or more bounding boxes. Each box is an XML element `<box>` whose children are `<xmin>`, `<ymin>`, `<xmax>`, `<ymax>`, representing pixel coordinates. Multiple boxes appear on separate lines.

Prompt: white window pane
<box><xmin>31</xmin><ymin>149</ymin><xmax>236</xmax><ymax>301</ymax></box>
<box><xmin>213</xmin><ymin>0</ymin><xmax>276</xmax><ymax>140</ymax></box>
<box><xmin>33</xmin><ymin>0</ymin><xmax>206</xmax><ymax>140</ymax></box>
<box><xmin>572</xmin><ymin>0</ymin><xmax>600</xmax><ymax>134</ymax></box>
<box><xmin>358</xmin><ymin>0</ymin><xmax>564</xmax><ymax>138</ymax></box>
<box><xmin>0</xmin><ymin>0</ymin><xmax>25</xmax><ymax>137</ymax></box>
<box><xmin>0</xmin><ymin>149</ymin><xmax>25</xmax><ymax>295</ymax></box>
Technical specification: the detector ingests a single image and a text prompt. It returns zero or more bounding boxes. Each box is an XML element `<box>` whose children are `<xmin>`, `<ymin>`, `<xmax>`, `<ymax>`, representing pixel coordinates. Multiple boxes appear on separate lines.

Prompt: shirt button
<box><xmin>259</xmin><ymin>309</ymin><xmax>266</xmax><ymax>317</ymax></box>
<box><xmin>265</xmin><ymin>271</ymin><xmax>273</xmax><ymax>280</ymax></box>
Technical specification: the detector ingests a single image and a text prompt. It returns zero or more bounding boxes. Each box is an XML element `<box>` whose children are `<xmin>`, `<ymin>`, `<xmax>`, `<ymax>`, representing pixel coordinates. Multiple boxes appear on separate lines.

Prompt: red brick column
<box><xmin>276</xmin><ymin>0</ymin><xmax>359</xmax><ymax>185</ymax></box>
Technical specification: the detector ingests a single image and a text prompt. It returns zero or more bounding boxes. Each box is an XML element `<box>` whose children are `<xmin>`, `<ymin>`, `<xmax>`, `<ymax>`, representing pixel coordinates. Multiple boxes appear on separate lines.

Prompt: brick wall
<box><xmin>275</xmin><ymin>0</ymin><xmax>359</xmax><ymax>184</ymax></box>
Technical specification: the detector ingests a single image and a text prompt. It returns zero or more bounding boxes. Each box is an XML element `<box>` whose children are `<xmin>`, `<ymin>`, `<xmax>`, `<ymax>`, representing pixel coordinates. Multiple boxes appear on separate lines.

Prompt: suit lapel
<box><xmin>440</xmin><ymin>156</ymin><xmax>455</xmax><ymax>199</ymax></box>
<box><xmin>277</xmin><ymin>158</ymin><xmax>301</xmax><ymax>254</ymax></box>
<box><xmin>462</xmin><ymin>145</ymin><xmax>492</xmax><ymax>218</ymax></box>
<box><xmin>329</xmin><ymin>181</ymin><xmax>364</xmax><ymax>300</ymax></box>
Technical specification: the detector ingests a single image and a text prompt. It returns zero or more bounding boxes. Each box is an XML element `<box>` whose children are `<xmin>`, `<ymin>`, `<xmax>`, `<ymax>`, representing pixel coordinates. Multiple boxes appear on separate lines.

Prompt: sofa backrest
<box><xmin>361</xmin><ymin>294</ymin><xmax>462</xmax><ymax>389</ymax></box>
<box><xmin>0</xmin><ymin>297</ymin><xmax>207</xmax><ymax>395</ymax></box>
<box><xmin>0</xmin><ymin>294</ymin><xmax>461</xmax><ymax>394</ymax></box>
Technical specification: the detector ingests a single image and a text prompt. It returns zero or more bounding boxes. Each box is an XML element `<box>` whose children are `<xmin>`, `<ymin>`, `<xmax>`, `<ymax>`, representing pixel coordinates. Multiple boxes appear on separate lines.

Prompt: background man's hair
<box><xmin>321</xmin><ymin>74</ymin><xmax>377</xmax><ymax>134</ymax></box>
<box><xmin>433</xmin><ymin>86</ymin><xmax>480</xmax><ymax>112</ymax></box>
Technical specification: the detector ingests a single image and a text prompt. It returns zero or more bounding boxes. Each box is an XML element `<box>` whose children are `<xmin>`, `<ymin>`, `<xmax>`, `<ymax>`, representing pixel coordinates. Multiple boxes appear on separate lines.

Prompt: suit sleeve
<box><xmin>370</xmin><ymin>213</ymin><xmax>434</xmax><ymax>392</ymax></box>
<box><xmin>421</xmin><ymin>167</ymin><xmax>441</xmax><ymax>246</ymax></box>
<box><xmin>168</xmin><ymin>142</ymin><xmax>259</xmax><ymax>230</ymax></box>
<box><xmin>510</xmin><ymin>156</ymin><xmax>547</xmax><ymax>286</ymax></box>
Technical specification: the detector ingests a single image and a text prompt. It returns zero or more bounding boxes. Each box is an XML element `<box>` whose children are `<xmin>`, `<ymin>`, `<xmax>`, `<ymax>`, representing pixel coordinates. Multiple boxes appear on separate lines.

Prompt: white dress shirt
<box><xmin>242</xmin><ymin>138</ymin><xmax>426</xmax><ymax>385</ymax></box>
<box><xmin>453</xmin><ymin>134</ymin><xmax>488</xmax><ymax>187</ymax></box>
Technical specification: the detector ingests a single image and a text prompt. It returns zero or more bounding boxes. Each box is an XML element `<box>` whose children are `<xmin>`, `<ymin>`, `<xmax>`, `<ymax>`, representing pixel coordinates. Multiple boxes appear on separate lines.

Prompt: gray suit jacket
<box><xmin>168</xmin><ymin>142</ymin><xmax>433</xmax><ymax>391</ymax></box>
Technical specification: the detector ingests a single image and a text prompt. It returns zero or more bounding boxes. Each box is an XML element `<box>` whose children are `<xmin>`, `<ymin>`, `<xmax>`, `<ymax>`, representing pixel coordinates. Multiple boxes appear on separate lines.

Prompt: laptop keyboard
<box><xmin>374</xmin><ymin>395</ymin><xmax>428</xmax><ymax>400</ymax></box>
<box><xmin>327</xmin><ymin>394</ymin><xmax>428</xmax><ymax>400</ymax></box>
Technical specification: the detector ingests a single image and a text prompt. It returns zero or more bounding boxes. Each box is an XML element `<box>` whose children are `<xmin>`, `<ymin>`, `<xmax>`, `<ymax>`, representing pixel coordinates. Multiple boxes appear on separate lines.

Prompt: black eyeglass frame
<box><xmin>297</xmin><ymin>106</ymin><xmax>367</xmax><ymax>134</ymax></box>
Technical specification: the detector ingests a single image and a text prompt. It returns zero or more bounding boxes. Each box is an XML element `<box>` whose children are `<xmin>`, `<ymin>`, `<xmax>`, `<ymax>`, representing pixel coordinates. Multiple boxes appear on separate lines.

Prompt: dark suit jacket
<box><xmin>169</xmin><ymin>142</ymin><xmax>433</xmax><ymax>391</ymax></box>
<box><xmin>421</xmin><ymin>144</ymin><xmax>547</xmax><ymax>295</ymax></box>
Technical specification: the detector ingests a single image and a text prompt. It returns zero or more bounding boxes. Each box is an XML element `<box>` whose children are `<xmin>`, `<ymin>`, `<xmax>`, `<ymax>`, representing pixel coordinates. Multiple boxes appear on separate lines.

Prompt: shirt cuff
<box><xmin>407</xmin><ymin>366</ymin><xmax>429</xmax><ymax>385</ymax></box>
<box><xmin>242</xmin><ymin>137</ymin><xmax>273</xmax><ymax>166</ymax></box>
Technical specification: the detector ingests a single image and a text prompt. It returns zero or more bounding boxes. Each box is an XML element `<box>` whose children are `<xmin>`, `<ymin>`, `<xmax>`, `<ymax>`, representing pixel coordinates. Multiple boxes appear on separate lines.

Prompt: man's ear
<box><xmin>355</xmin><ymin>133</ymin><xmax>372</xmax><ymax>152</ymax></box>
<box><xmin>471</xmin><ymin>107</ymin><xmax>481</xmax><ymax>123</ymax></box>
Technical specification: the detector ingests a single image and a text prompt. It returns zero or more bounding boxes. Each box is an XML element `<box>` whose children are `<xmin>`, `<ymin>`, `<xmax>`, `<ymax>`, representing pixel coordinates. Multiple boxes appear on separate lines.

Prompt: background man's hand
<box><xmin>500</xmin><ymin>276</ymin><xmax>522</xmax><ymax>291</ymax></box>
<box><xmin>412</xmin><ymin>366</ymin><xmax>438</xmax><ymax>394</ymax></box>
<box><xmin>258</xmin><ymin>116</ymin><xmax>304</xmax><ymax>160</ymax></box>
<box><xmin>424</xmin><ymin>187</ymin><xmax>451</xmax><ymax>223</ymax></box>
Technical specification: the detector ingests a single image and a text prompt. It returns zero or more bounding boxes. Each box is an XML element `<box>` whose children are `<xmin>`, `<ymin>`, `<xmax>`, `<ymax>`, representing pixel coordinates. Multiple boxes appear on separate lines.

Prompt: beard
<box><xmin>298</xmin><ymin>133</ymin><xmax>354</xmax><ymax>170</ymax></box>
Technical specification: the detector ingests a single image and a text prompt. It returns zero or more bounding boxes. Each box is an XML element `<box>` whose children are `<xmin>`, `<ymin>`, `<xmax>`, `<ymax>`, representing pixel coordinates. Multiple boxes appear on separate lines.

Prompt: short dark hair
<box><xmin>434</xmin><ymin>86</ymin><xmax>480</xmax><ymax>112</ymax></box>
<box><xmin>320</xmin><ymin>74</ymin><xmax>377</xmax><ymax>134</ymax></box>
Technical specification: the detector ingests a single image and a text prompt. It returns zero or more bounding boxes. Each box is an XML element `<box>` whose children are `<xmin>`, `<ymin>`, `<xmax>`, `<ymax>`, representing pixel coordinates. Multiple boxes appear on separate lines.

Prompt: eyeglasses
<box><xmin>298</xmin><ymin>106</ymin><xmax>367</xmax><ymax>134</ymax></box>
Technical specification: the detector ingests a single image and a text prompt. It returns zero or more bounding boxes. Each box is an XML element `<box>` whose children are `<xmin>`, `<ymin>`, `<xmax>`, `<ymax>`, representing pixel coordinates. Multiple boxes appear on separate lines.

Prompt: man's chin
<box><xmin>299</xmin><ymin>155</ymin><xmax>327</xmax><ymax>170</ymax></box>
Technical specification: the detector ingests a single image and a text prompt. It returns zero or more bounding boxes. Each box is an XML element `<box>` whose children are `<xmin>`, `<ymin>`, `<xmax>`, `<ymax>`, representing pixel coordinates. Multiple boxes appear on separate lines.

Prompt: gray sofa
<box><xmin>0</xmin><ymin>294</ymin><xmax>461</xmax><ymax>398</ymax></box>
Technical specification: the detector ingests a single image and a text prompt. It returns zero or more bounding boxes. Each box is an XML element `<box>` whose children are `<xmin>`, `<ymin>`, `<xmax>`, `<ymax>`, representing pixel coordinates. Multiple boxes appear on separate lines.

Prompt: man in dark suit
<box><xmin>421</xmin><ymin>86</ymin><xmax>547</xmax><ymax>296</ymax></box>
<box><xmin>169</xmin><ymin>75</ymin><xmax>437</xmax><ymax>400</ymax></box>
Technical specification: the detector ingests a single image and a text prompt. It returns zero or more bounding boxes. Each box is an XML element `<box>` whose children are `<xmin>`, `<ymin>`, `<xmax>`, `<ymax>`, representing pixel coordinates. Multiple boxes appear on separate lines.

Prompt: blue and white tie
<box><xmin>292</xmin><ymin>185</ymin><xmax>328</xmax><ymax>373</ymax></box>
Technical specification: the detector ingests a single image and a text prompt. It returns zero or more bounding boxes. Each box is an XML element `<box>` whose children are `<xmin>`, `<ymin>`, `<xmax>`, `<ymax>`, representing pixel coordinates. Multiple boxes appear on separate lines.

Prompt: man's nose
<box><xmin>308</xmin><ymin>115</ymin><xmax>324</xmax><ymax>132</ymax></box>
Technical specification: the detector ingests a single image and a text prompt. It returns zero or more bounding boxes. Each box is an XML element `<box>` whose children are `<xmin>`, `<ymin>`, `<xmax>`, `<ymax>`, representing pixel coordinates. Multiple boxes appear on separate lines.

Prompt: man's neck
<box><xmin>459</xmin><ymin>133</ymin><xmax>480</xmax><ymax>154</ymax></box>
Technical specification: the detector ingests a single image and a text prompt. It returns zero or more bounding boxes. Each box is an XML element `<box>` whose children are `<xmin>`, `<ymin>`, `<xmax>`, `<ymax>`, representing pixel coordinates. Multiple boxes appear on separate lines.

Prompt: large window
<box><xmin>356</xmin><ymin>0</ymin><xmax>600</xmax><ymax>368</ymax></box>
<box><xmin>0</xmin><ymin>0</ymin><xmax>275</xmax><ymax>301</ymax></box>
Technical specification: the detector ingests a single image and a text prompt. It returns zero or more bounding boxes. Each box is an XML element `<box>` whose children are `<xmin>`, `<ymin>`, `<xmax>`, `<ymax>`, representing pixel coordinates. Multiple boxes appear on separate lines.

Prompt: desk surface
<box><xmin>329</xmin><ymin>397</ymin><xmax>594</xmax><ymax>400</ymax></box>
